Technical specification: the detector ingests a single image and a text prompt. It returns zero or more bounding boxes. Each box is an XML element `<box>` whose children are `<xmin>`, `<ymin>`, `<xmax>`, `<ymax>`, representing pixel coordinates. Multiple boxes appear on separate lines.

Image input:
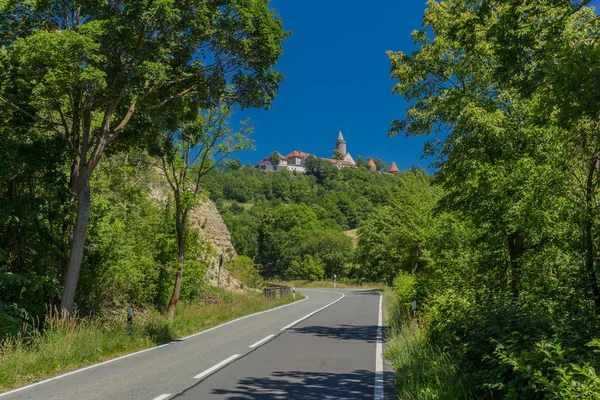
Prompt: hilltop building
<box><xmin>388</xmin><ymin>161</ymin><xmax>400</xmax><ymax>173</ymax></box>
<box><xmin>255</xmin><ymin>130</ymin><xmax>397</xmax><ymax>174</ymax></box>
<box><xmin>368</xmin><ymin>158</ymin><xmax>377</xmax><ymax>171</ymax></box>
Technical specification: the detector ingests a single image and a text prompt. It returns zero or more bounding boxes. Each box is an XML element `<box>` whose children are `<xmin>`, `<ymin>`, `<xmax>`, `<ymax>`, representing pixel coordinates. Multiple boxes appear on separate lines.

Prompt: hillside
<box><xmin>202</xmin><ymin>164</ymin><xmax>409</xmax><ymax>281</ymax></box>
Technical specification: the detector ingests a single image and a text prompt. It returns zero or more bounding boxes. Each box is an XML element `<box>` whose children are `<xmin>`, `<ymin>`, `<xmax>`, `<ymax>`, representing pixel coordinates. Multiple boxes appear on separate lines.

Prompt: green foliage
<box><xmin>0</xmin><ymin>293</ymin><xmax>298</xmax><ymax>392</ymax></box>
<box><xmin>229</xmin><ymin>256</ymin><xmax>263</xmax><ymax>289</ymax></box>
<box><xmin>384</xmin><ymin>290</ymin><xmax>474</xmax><ymax>400</ymax></box>
<box><xmin>208</xmin><ymin>165</ymin><xmax>403</xmax><ymax>280</ymax></box>
<box><xmin>332</xmin><ymin>150</ymin><xmax>345</xmax><ymax>160</ymax></box>
<box><xmin>392</xmin><ymin>272</ymin><xmax>416</xmax><ymax>307</ymax></box>
<box><xmin>304</xmin><ymin>155</ymin><xmax>338</xmax><ymax>184</ymax></box>
<box><xmin>0</xmin><ymin>0</ymin><xmax>288</xmax><ymax>313</ymax></box>
<box><xmin>357</xmin><ymin>169</ymin><xmax>440</xmax><ymax>282</ymax></box>
<box><xmin>268</xmin><ymin>152</ymin><xmax>282</xmax><ymax>165</ymax></box>
<box><xmin>382</xmin><ymin>1</ymin><xmax>600</xmax><ymax>398</ymax></box>
<box><xmin>286</xmin><ymin>255</ymin><xmax>325</xmax><ymax>281</ymax></box>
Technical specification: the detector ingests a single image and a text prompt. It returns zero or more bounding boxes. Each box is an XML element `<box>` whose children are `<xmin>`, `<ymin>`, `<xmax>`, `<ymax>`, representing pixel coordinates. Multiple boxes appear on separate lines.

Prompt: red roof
<box><xmin>388</xmin><ymin>161</ymin><xmax>400</xmax><ymax>173</ymax></box>
<box><xmin>368</xmin><ymin>159</ymin><xmax>376</xmax><ymax>168</ymax></box>
<box><xmin>286</xmin><ymin>150</ymin><xmax>309</xmax><ymax>158</ymax></box>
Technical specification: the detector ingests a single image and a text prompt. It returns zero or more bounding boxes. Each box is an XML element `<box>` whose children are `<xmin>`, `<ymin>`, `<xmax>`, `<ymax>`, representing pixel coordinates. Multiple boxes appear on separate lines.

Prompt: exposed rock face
<box><xmin>187</xmin><ymin>200</ymin><xmax>242</xmax><ymax>292</ymax></box>
<box><xmin>148</xmin><ymin>172</ymin><xmax>242</xmax><ymax>292</ymax></box>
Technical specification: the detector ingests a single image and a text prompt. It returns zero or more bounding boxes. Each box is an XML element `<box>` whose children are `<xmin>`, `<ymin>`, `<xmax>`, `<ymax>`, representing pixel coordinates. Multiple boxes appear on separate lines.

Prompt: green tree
<box><xmin>0</xmin><ymin>0</ymin><xmax>287</xmax><ymax>313</ymax></box>
<box><xmin>225</xmin><ymin>159</ymin><xmax>242</xmax><ymax>172</ymax></box>
<box><xmin>305</xmin><ymin>155</ymin><xmax>338</xmax><ymax>184</ymax></box>
<box><xmin>158</xmin><ymin>106</ymin><xmax>252</xmax><ymax>318</ymax></box>
<box><xmin>373</xmin><ymin>158</ymin><xmax>387</xmax><ymax>172</ymax></box>
<box><xmin>268</xmin><ymin>152</ymin><xmax>282</xmax><ymax>166</ymax></box>
<box><xmin>357</xmin><ymin>171</ymin><xmax>439</xmax><ymax>282</ymax></box>
<box><xmin>286</xmin><ymin>254</ymin><xmax>325</xmax><ymax>281</ymax></box>
<box><xmin>332</xmin><ymin>150</ymin><xmax>345</xmax><ymax>160</ymax></box>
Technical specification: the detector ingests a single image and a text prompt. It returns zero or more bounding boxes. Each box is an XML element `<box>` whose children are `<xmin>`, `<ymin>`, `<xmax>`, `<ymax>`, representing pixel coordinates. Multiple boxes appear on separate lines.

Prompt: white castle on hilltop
<box><xmin>255</xmin><ymin>130</ymin><xmax>400</xmax><ymax>174</ymax></box>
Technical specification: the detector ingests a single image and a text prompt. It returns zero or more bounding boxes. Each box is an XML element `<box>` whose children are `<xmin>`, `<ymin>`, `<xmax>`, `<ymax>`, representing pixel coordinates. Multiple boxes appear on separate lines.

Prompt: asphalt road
<box><xmin>1</xmin><ymin>289</ymin><xmax>394</xmax><ymax>400</ymax></box>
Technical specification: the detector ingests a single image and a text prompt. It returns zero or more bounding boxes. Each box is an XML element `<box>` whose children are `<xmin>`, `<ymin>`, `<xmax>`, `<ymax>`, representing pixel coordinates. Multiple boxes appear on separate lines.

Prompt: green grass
<box><xmin>383</xmin><ymin>288</ymin><xmax>473</xmax><ymax>400</ymax></box>
<box><xmin>222</xmin><ymin>200</ymin><xmax>254</xmax><ymax>210</ymax></box>
<box><xmin>344</xmin><ymin>229</ymin><xmax>358</xmax><ymax>247</ymax></box>
<box><xmin>283</xmin><ymin>280</ymin><xmax>386</xmax><ymax>290</ymax></box>
<box><xmin>0</xmin><ymin>292</ymin><xmax>300</xmax><ymax>392</ymax></box>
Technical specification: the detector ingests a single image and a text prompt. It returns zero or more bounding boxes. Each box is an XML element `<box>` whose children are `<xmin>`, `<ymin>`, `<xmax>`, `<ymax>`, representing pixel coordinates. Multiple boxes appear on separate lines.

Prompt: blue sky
<box><xmin>234</xmin><ymin>0</ymin><xmax>433</xmax><ymax>170</ymax></box>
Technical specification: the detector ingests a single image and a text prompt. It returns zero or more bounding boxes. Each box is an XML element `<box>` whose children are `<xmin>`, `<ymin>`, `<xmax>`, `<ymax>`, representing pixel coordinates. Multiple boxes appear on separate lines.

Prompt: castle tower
<box><xmin>388</xmin><ymin>161</ymin><xmax>400</xmax><ymax>173</ymax></box>
<box><xmin>368</xmin><ymin>158</ymin><xmax>377</xmax><ymax>171</ymax></box>
<box><xmin>335</xmin><ymin>130</ymin><xmax>347</xmax><ymax>155</ymax></box>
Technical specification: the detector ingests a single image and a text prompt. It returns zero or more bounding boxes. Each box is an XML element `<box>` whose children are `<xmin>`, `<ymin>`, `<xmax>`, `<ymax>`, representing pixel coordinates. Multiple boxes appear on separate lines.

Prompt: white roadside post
<box><xmin>292</xmin><ymin>287</ymin><xmax>296</xmax><ymax>300</ymax></box>
<box><xmin>334</xmin><ymin>274</ymin><xmax>337</xmax><ymax>288</ymax></box>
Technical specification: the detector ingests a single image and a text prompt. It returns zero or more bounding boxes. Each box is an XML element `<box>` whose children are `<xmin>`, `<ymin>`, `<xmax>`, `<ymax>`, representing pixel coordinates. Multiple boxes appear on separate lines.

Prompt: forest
<box><xmin>1</xmin><ymin>0</ymin><xmax>600</xmax><ymax>398</ymax></box>
<box><xmin>381</xmin><ymin>0</ymin><xmax>600</xmax><ymax>398</ymax></box>
<box><xmin>203</xmin><ymin>160</ymin><xmax>412</xmax><ymax>282</ymax></box>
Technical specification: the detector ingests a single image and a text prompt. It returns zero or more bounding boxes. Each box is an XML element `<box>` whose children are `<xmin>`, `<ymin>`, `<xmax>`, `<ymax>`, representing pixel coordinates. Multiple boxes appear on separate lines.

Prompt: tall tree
<box><xmin>0</xmin><ymin>0</ymin><xmax>287</xmax><ymax>312</ymax></box>
<box><xmin>159</xmin><ymin>105</ymin><xmax>252</xmax><ymax>318</ymax></box>
<box><xmin>386</xmin><ymin>0</ymin><xmax>574</xmax><ymax>298</ymax></box>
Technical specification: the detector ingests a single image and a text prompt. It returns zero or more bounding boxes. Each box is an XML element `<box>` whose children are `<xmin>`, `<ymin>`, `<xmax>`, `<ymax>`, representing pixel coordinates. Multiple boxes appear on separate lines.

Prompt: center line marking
<box><xmin>249</xmin><ymin>334</ymin><xmax>275</xmax><ymax>348</ymax></box>
<box><xmin>152</xmin><ymin>394</ymin><xmax>171</xmax><ymax>400</ymax></box>
<box><xmin>194</xmin><ymin>354</ymin><xmax>240</xmax><ymax>380</ymax></box>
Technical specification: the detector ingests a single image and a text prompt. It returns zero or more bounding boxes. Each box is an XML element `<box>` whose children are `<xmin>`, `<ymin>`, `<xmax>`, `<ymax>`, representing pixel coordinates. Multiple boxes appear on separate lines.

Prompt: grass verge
<box><xmin>0</xmin><ymin>291</ymin><xmax>301</xmax><ymax>392</ymax></box>
<box><xmin>383</xmin><ymin>288</ymin><xmax>473</xmax><ymax>400</ymax></box>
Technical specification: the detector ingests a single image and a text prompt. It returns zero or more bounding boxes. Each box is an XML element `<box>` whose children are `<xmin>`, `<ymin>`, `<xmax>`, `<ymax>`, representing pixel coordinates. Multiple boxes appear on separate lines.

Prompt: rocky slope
<box><xmin>149</xmin><ymin>173</ymin><xmax>242</xmax><ymax>292</ymax></box>
<box><xmin>187</xmin><ymin>200</ymin><xmax>242</xmax><ymax>292</ymax></box>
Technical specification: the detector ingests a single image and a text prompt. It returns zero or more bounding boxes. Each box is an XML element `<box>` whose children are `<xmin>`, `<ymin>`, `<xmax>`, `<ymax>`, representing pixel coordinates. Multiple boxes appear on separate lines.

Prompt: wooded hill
<box><xmin>202</xmin><ymin>161</ymin><xmax>415</xmax><ymax>282</ymax></box>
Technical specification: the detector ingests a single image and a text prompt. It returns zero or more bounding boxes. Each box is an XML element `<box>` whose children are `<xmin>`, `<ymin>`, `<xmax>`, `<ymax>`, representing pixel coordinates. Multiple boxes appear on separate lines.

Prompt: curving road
<box><xmin>0</xmin><ymin>289</ymin><xmax>394</xmax><ymax>400</ymax></box>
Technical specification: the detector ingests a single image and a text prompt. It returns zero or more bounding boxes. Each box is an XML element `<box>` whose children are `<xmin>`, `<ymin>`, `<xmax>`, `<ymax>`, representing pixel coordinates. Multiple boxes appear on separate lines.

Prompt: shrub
<box><xmin>229</xmin><ymin>256</ymin><xmax>263</xmax><ymax>288</ymax></box>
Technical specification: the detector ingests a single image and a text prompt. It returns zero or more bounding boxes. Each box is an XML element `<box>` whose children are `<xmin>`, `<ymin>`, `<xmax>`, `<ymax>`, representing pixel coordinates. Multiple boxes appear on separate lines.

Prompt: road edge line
<box><xmin>0</xmin><ymin>296</ymin><xmax>309</xmax><ymax>398</ymax></box>
<box><xmin>374</xmin><ymin>290</ymin><xmax>384</xmax><ymax>399</ymax></box>
<box><xmin>0</xmin><ymin>342</ymin><xmax>171</xmax><ymax>398</ymax></box>
<box><xmin>179</xmin><ymin>295</ymin><xmax>308</xmax><ymax>340</ymax></box>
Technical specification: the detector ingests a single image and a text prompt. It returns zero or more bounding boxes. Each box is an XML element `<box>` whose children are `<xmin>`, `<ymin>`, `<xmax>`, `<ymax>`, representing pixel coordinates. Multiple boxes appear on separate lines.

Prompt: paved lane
<box><xmin>174</xmin><ymin>289</ymin><xmax>389</xmax><ymax>400</ymax></box>
<box><xmin>0</xmin><ymin>290</ymin><xmax>344</xmax><ymax>400</ymax></box>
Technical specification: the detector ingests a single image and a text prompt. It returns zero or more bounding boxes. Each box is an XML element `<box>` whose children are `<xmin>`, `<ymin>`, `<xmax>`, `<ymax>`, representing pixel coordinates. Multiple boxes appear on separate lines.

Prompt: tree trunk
<box><xmin>411</xmin><ymin>246</ymin><xmax>419</xmax><ymax>275</ymax></box>
<box><xmin>508</xmin><ymin>232</ymin><xmax>524</xmax><ymax>298</ymax></box>
<box><xmin>584</xmin><ymin>157</ymin><xmax>600</xmax><ymax>314</ymax></box>
<box><xmin>60</xmin><ymin>166</ymin><xmax>91</xmax><ymax>314</ymax></box>
<box><xmin>167</xmin><ymin>212</ymin><xmax>187</xmax><ymax>319</ymax></box>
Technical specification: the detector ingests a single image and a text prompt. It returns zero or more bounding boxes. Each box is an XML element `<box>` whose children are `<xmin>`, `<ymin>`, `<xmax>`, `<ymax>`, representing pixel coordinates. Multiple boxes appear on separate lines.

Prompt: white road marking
<box><xmin>0</xmin><ymin>296</ymin><xmax>309</xmax><ymax>398</ymax></box>
<box><xmin>152</xmin><ymin>394</ymin><xmax>172</xmax><ymax>400</ymax></box>
<box><xmin>249</xmin><ymin>334</ymin><xmax>275</xmax><ymax>348</ymax></box>
<box><xmin>0</xmin><ymin>343</ymin><xmax>171</xmax><ymax>398</ymax></box>
<box><xmin>194</xmin><ymin>354</ymin><xmax>241</xmax><ymax>380</ymax></box>
<box><xmin>180</xmin><ymin>295</ymin><xmax>308</xmax><ymax>340</ymax></box>
<box><xmin>280</xmin><ymin>290</ymin><xmax>345</xmax><ymax>331</ymax></box>
<box><xmin>374</xmin><ymin>291</ymin><xmax>384</xmax><ymax>400</ymax></box>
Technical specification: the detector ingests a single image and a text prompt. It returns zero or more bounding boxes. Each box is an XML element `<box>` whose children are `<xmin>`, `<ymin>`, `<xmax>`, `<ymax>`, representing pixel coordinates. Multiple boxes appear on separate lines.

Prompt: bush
<box><xmin>384</xmin><ymin>288</ymin><xmax>475</xmax><ymax>400</ymax></box>
<box><xmin>229</xmin><ymin>256</ymin><xmax>263</xmax><ymax>288</ymax></box>
<box><xmin>393</xmin><ymin>272</ymin><xmax>416</xmax><ymax>306</ymax></box>
<box><xmin>285</xmin><ymin>255</ymin><xmax>325</xmax><ymax>281</ymax></box>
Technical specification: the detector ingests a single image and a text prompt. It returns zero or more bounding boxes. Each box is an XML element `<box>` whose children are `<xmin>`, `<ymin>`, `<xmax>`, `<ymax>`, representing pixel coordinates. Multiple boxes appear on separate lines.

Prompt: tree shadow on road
<box><xmin>207</xmin><ymin>369</ymin><xmax>394</xmax><ymax>399</ymax></box>
<box><xmin>289</xmin><ymin>324</ymin><xmax>378</xmax><ymax>343</ymax></box>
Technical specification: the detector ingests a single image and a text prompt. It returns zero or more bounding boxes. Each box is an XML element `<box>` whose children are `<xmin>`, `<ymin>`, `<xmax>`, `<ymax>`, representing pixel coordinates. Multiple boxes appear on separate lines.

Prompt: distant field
<box><xmin>281</xmin><ymin>280</ymin><xmax>386</xmax><ymax>290</ymax></box>
<box><xmin>344</xmin><ymin>229</ymin><xmax>358</xmax><ymax>247</ymax></box>
<box><xmin>223</xmin><ymin>200</ymin><xmax>254</xmax><ymax>210</ymax></box>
